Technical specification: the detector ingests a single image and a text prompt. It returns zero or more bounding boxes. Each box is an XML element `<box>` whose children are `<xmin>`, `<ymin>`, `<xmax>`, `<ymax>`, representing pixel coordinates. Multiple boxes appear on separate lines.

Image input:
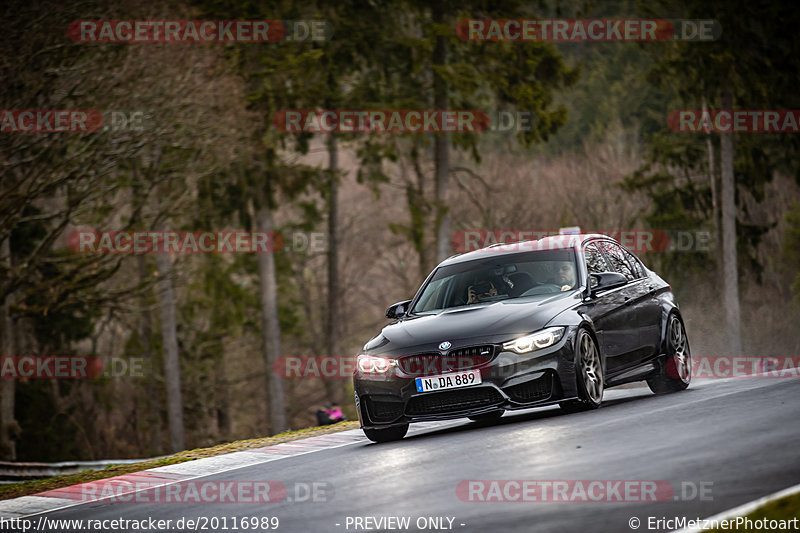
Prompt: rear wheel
<box><xmin>647</xmin><ymin>314</ymin><xmax>691</xmax><ymax>394</ymax></box>
<box><xmin>468</xmin><ymin>410</ymin><xmax>504</xmax><ymax>423</ymax></box>
<box><xmin>362</xmin><ymin>424</ymin><xmax>409</xmax><ymax>443</ymax></box>
<box><xmin>560</xmin><ymin>329</ymin><xmax>603</xmax><ymax>413</ymax></box>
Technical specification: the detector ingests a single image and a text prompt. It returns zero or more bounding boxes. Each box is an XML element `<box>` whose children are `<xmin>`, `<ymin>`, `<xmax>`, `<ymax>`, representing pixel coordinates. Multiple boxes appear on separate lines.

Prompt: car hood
<box><xmin>367</xmin><ymin>292</ymin><xmax>580</xmax><ymax>357</ymax></box>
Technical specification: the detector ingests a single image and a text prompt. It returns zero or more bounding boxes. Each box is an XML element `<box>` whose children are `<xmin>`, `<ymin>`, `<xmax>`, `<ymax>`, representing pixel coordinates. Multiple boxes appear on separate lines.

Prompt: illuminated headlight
<box><xmin>356</xmin><ymin>354</ymin><xmax>397</xmax><ymax>374</ymax></box>
<box><xmin>503</xmin><ymin>327</ymin><xmax>566</xmax><ymax>354</ymax></box>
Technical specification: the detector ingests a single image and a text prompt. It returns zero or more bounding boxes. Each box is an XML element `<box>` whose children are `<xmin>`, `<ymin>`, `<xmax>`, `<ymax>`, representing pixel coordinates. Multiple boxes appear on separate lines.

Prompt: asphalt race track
<box><xmin>28</xmin><ymin>377</ymin><xmax>800</xmax><ymax>533</ymax></box>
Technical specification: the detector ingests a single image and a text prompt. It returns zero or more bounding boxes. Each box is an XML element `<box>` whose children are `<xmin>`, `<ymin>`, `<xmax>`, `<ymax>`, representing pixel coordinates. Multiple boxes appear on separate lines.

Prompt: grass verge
<box><xmin>0</xmin><ymin>421</ymin><xmax>359</xmax><ymax>501</ymax></box>
<box><xmin>704</xmin><ymin>491</ymin><xmax>800</xmax><ymax>531</ymax></box>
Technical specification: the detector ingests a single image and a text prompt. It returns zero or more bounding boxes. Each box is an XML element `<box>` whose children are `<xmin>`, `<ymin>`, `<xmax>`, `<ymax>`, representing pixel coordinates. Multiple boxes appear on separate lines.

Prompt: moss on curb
<box><xmin>703</xmin><ymin>491</ymin><xmax>800</xmax><ymax>531</ymax></box>
<box><xmin>0</xmin><ymin>421</ymin><xmax>360</xmax><ymax>501</ymax></box>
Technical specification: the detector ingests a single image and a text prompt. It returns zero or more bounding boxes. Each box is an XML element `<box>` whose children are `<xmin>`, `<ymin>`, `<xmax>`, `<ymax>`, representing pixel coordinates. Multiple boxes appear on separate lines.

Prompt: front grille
<box><xmin>406</xmin><ymin>387</ymin><xmax>503</xmax><ymax>416</ymax></box>
<box><xmin>504</xmin><ymin>375</ymin><xmax>553</xmax><ymax>403</ymax></box>
<box><xmin>397</xmin><ymin>345</ymin><xmax>495</xmax><ymax>377</ymax></box>
<box><xmin>365</xmin><ymin>397</ymin><xmax>404</xmax><ymax>423</ymax></box>
<box><xmin>450</xmin><ymin>345</ymin><xmax>495</xmax><ymax>359</ymax></box>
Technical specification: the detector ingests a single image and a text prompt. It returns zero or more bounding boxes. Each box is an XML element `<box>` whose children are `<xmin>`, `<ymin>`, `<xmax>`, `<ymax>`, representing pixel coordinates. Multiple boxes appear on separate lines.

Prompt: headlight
<box><xmin>356</xmin><ymin>354</ymin><xmax>397</xmax><ymax>374</ymax></box>
<box><xmin>503</xmin><ymin>327</ymin><xmax>565</xmax><ymax>354</ymax></box>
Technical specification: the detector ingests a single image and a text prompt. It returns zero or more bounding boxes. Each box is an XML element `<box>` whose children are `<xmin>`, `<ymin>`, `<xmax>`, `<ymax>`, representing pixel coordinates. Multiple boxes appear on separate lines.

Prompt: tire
<box><xmin>560</xmin><ymin>328</ymin><xmax>603</xmax><ymax>413</ymax></box>
<box><xmin>468</xmin><ymin>410</ymin><xmax>504</xmax><ymax>423</ymax></box>
<box><xmin>362</xmin><ymin>424</ymin><xmax>409</xmax><ymax>443</ymax></box>
<box><xmin>647</xmin><ymin>314</ymin><xmax>691</xmax><ymax>394</ymax></box>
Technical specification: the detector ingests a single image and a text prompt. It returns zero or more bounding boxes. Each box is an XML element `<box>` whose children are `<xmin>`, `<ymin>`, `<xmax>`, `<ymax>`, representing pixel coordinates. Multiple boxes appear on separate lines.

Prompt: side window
<box><xmin>602</xmin><ymin>242</ymin><xmax>635</xmax><ymax>281</ymax></box>
<box><xmin>583</xmin><ymin>242</ymin><xmax>610</xmax><ymax>275</ymax></box>
<box><xmin>416</xmin><ymin>277</ymin><xmax>446</xmax><ymax>311</ymax></box>
<box><xmin>622</xmin><ymin>249</ymin><xmax>645</xmax><ymax>279</ymax></box>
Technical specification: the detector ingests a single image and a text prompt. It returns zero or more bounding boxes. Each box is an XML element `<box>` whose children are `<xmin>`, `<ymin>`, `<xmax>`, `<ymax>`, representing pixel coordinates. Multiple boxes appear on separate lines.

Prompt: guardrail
<box><xmin>0</xmin><ymin>459</ymin><xmax>154</xmax><ymax>483</ymax></box>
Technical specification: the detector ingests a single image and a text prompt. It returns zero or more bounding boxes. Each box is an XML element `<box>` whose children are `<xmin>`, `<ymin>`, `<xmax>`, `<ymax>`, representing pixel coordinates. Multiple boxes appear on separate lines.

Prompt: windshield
<box><xmin>410</xmin><ymin>250</ymin><xmax>578</xmax><ymax>315</ymax></box>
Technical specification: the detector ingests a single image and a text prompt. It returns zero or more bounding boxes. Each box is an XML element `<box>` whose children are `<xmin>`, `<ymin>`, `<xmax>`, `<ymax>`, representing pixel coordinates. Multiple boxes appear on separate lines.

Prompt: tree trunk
<box><xmin>138</xmin><ymin>254</ymin><xmax>163</xmax><ymax>454</ymax></box>
<box><xmin>433</xmin><ymin>5</ymin><xmax>451</xmax><ymax>264</ymax></box>
<box><xmin>416</xmin><ymin>186</ymin><xmax>434</xmax><ymax>281</ymax></box>
<box><xmin>256</xmin><ymin>206</ymin><xmax>287</xmax><ymax>434</ymax></box>
<box><xmin>215</xmin><ymin>354</ymin><xmax>231</xmax><ymax>438</ymax></box>
<box><xmin>702</xmin><ymin>98</ymin><xmax>723</xmax><ymax>280</ymax></box>
<box><xmin>155</xmin><ymin>242</ymin><xmax>185</xmax><ymax>452</ymax></box>
<box><xmin>131</xmin><ymin>168</ymin><xmax>164</xmax><ymax>454</ymax></box>
<box><xmin>0</xmin><ymin>238</ymin><xmax>17</xmax><ymax>460</ymax></box>
<box><xmin>325</xmin><ymin>132</ymin><xmax>341</xmax><ymax>404</ymax></box>
<box><xmin>720</xmin><ymin>88</ymin><xmax>742</xmax><ymax>354</ymax></box>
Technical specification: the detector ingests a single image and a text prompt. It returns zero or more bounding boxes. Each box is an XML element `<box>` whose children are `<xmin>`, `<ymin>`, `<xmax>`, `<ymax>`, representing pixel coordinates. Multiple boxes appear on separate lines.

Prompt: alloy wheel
<box><xmin>668</xmin><ymin>315</ymin><xmax>691</xmax><ymax>384</ymax></box>
<box><xmin>579</xmin><ymin>330</ymin><xmax>603</xmax><ymax>404</ymax></box>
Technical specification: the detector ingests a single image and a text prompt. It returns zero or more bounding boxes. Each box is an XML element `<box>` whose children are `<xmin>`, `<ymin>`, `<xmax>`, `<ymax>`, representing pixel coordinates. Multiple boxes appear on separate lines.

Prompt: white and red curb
<box><xmin>0</xmin><ymin>429</ymin><xmax>369</xmax><ymax>519</ymax></box>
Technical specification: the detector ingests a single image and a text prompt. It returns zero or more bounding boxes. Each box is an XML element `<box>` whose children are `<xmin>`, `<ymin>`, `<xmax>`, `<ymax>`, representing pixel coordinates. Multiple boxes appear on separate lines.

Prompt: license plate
<box><xmin>415</xmin><ymin>369</ymin><xmax>482</xmax><ymax>392</ymax></box>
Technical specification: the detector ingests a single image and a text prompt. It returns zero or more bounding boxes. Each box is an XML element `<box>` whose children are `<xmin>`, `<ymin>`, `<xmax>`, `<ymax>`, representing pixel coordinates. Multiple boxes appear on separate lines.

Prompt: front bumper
<box><xmin>353</xmin><ymin>327</ymin><xmax>580</xmax><ymax>429</ymax></box>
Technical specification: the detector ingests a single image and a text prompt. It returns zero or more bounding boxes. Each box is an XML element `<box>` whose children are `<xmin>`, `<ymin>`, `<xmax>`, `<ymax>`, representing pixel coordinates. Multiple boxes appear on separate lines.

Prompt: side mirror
<box><xmin>589</xmin><ymin>272</ymin><xmax>628</xmax><ymax>296</ymax></box>
<box><xmin>386</xmin><ymin>299</ymin><xmax>412</xmax><ymax>319</ymax></box>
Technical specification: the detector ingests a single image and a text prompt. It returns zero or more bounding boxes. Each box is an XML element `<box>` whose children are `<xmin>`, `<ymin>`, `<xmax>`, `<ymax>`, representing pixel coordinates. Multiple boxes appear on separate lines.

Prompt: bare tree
<box><xmin>326</xmin><ymin>133</ymin><xmax>341</xmax><ymax>404</ymax></box>
<box><xmin>257</xmin><ymin>204</ymin><xmax>287</xmax><ymax>434</ymax></box>
<box><xmin>433</xmin><ymin>3</ymin><xmax>451</xmax><ymax>264</ymax></box>
<box><xmin>156</xmin><ymin>244</ymin><xmax>184</xmax><ymax>452</ymax></box>
<box><xmin>720</xmin><ymin>88</ymin><xmax>742</xmax><ymax>353</ymax></box>
<box><xmin>0</xmin><ymin>238</ymin><xmax>17</xmax><ymax>459</ymax></box>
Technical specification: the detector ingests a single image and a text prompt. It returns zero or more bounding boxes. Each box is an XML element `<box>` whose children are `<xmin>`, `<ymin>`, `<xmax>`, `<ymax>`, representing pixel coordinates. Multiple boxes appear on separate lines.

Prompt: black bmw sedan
<box><xmin>352</xmin><ymin>233</ymin><xmax>692</xmax><ymax>443</ymax></box>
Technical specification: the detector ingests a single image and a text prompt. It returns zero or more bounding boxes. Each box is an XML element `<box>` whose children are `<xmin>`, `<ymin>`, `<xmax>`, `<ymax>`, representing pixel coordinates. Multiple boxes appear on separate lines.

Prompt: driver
<box><xmin>467</xmin><ymin>276</ymin><xmax>498</xmax><ymax>303</ymax></box>
<box><xmin>555</xmin><ymin>261</ymin><xmax>576</xmax><ymax>291</ymax></box>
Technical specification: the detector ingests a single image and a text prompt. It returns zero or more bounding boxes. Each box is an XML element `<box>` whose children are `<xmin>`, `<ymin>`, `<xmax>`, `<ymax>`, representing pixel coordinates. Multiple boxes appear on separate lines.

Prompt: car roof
<box><xmin>439</xmin><ymin>233</ymin><xmax>614</xmax><ymax>266</ymax></box>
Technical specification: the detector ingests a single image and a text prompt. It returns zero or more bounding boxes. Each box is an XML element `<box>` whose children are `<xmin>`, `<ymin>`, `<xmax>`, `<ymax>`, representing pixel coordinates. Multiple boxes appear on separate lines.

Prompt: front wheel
<box><xmin>647</xmin><ymin>314</ymin><xmax>691</xmax><ymax>394</ymax></box>
<box><xmin>362</xmin><ymin>424</ymin><xmax>409</xmax><ymax>443</ymax></box>
<box><xmin>560</xmin><ymin>328</ymin><xmax>603</xmax><ymax>413</ymax></box>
